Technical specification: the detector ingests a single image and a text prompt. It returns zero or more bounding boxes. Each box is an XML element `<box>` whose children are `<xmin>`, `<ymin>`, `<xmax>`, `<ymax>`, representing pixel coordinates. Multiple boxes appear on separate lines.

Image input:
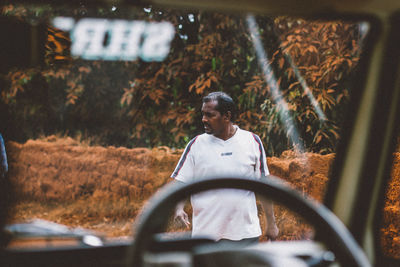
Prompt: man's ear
<box><xmin>224</xmin><ymin>111</ymin><xmax>232</xmax><ymax>122</ymax></box>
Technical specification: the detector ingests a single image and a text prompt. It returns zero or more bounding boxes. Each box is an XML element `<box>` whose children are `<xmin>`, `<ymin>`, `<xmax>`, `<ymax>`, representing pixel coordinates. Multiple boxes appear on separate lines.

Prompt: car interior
<box><xmin>1</xmin><ymin>0</ymin><xmax>400</xmax><ymax>266</ymax></box>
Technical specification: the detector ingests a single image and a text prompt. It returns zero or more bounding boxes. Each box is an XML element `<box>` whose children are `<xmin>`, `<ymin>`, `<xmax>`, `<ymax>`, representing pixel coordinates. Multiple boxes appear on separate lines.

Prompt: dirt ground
<box><xmin>4</xmin><ymin>136</ymin><xmax>400</xmax><ymax>257</ymax></box>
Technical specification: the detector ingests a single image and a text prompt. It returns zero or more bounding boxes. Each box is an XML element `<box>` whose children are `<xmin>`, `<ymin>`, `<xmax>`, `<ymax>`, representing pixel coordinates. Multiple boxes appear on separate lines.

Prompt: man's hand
<box><xmin>174</xmin><ymin>202</ymin><xmax>190</xmax><ymax>229</ymax></box>
<box><xmin>265</xmin><ymin>222</ymin><xmax>279</xmax><ymax>240</ymax></box>
<box><xmin>258</xmin><ymin>196</ymin><xmax>279</xmax><ymax>241</ymax></box>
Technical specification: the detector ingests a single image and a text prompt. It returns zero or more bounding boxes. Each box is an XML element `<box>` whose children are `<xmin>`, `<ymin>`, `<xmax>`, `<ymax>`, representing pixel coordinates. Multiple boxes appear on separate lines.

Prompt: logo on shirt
<box><xmin>221</xmin><ymin>152</ymin><xmax>233</xmax><ymax>156</ymax></box>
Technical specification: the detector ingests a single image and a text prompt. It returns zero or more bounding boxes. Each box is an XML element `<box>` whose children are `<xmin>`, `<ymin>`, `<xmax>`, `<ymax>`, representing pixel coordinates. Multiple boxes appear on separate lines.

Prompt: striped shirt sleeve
<box><xmin>171</xmin><ymin>136</ymin><xmax>198</xmax><ymax>183</ymax></box>
<box><xmin>251</xmin><ymin>133</ymin><xmax>269</xmax><ymax>178</ymax></box>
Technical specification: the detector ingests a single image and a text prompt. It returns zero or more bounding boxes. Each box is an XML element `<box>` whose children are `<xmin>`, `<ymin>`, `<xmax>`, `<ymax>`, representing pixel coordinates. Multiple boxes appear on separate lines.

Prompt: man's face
<box><xmin>201</xmin><ymin>100</ymin><xmax>227</xmax><ymax>137</ymax></box>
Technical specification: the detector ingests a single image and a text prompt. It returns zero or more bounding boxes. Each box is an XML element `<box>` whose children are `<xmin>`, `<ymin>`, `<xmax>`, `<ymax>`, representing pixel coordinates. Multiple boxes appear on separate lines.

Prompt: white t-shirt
<box><xmin>171</xmin><ymin>126</ymin><xmax>269</xmax><ymax>241</ymax></box>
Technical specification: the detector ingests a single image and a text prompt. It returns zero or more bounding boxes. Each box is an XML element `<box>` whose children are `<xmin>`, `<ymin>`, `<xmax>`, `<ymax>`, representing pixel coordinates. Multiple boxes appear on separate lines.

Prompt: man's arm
<box><xmin>175</xmin><ymin>200</ymin><xmax>190</xmax><ymax>228</ymax></box>
<box><xmin>169</xmin><ymin>178</ymin><xmax>190</xmax><ymax>229</ymax></box>
<box><xmin>252</xmin><ymin>133</ymin><xmax>279</xmax><ymax>240</ymax></box>
<box><xmin>259</xmin><ymin>197</ymin><xmax>279</xmax><ymax>240</ymax></box>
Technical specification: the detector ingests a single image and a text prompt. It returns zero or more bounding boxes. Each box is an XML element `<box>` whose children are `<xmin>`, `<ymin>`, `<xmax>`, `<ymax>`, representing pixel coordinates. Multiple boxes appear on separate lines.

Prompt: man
<box><xmin>171</xmin><ymin>91</ymin><xmax>279</xmax><ymax>243</ymax></box>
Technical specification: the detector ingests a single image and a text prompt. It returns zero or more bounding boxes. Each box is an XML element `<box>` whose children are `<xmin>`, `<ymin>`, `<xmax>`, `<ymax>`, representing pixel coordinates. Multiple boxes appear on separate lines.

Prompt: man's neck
<box><xmin>215</xmin><ymin>124</ymin><xmax>237</xmax><ymax>141</ymax></box>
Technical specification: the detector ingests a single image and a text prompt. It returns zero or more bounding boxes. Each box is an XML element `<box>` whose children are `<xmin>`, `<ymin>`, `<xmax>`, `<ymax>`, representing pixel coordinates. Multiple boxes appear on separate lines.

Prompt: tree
<box><xmin>1</xmin><ymin>4</ymin><xmax>363</xmax><ymax>154</ymax></box>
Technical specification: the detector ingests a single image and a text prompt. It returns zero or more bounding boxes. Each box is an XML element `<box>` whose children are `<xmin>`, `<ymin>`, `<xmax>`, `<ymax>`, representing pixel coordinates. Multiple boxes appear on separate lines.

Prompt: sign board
<box><xmin>53</xmin><ymin>17</ymin><xmax>175</xmax><ymax>62</ymax></box>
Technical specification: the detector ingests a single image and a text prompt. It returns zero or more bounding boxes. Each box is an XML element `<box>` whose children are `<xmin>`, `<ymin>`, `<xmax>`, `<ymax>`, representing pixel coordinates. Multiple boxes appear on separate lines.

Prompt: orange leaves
<box><xmin>160</xmin><ymin>110</ymin><xmax>177</xmax><ymax>124</ymax></box>
<box><xmin>45</xmin><ymin>26</ymin><xmax>71</xmax><ymax>65</ymax></box>
<box><xmin>47</xmin><ymin>34</ymin><xmax>64</xmax><ymax>54</ymax></box>
<box><xmin>329</xmin><ymin>128</ymin><xmax>340</xmax><ymax>140</ymax></box>
<box><xmin>3</xmin><ymin>70</ymin><xmax>33</xmax><ymax>103</ymax></box>
<box><xmin>78</xmin><ymin>66</ymin><xmax>91</xmax><ymax>74</ymax></box>
<box><xmin>336</xmin><ymin>88</ymin><xmax>349</xmax><ymax>103</ymax></box>
<box><xmin>314</xmin><ymin>134</ymin><xmax>323</xmax><ymax>145</ymax></box>
<box><xmin>121</xmin><ymin>87</ymin><xmax>134</xmax><ymax>106</ymax></box>
<box><xmin>244</xmin><ymin>75</ymin><xmax>264</xmax><ymax>94</ymax></box>
<box><xmin>133</xmin><ymin>76</ymin><xmax>167</xmax><ymax>105</ymax></box>
<box><xmin>312</xmin><ymin>125</ymin><xmax>339</xmax><ymax>148</ymax></box>
<box><xmin>278</xmin><ymin>57</ymin><xmax>285</xmax><ymax>69</ymax></box>
<box><xmin>148</xmin><ymin>89</ymin><xmax>165</xmax><ymax>105</ymax></box>
<box><xmin>306</xmin><ymin>45</ymin><xmax>318</xmax><ymax>54</ymax></box>
<box><xmin>174</xmin><ymin>108</ymin><xmax>195</xmax><ymax>126</ymax></box>
<box><xmin>66</xmin><ymin>82</ymin><xmax>84</xmax><ymax>105</ymax></box>
<box><xmin>204</xmin><ymin>77</ymin><xmax>211</xmax><ymax>88</ymax></box>
<box><xmin>1</xmin><ymin>4</ymin><xmax>15</xmax><ymax>14</ymax></box>
<box><xmin>188</xmin><ymin>72</ymin><xmax>218</xmax><ymax>94</ymax></box>
<box><xmin>159</xmin><ymin>108</ymin><xmax>194</xmax><ymax>127</ymax></box>
<box><xmin>191</xmin><ymin>78</ymin><xmax>208</xmax><ymax>95</ymax></box>
<box><xmin>172</xmin><ymin>129</ymin><xmax>186</xmax><ymax>143</ymax></box>
<box><xmin>259</xmin><ymin>17</ymin><xmax>362</xmax><ymax>153</ymax></box>
<box><xmin>2</xmin><ymin>12</ymin><xmax>360</xmax><ymax>155</ymax></box>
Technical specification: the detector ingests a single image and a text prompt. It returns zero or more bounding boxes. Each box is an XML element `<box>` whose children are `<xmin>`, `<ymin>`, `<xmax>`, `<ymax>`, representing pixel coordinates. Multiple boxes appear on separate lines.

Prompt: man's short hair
<box><xmin>203</xmin><ymin>91</ymin><xmax>237</xmax><ymax>121</ymax></box>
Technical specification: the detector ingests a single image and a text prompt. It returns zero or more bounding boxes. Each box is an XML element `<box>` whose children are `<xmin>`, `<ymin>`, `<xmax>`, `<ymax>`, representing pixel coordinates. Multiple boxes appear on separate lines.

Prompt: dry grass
<box><xmin>4</xmin><ymin>135</ymin><xmax>400</xmax><ymax>258</ymax></box>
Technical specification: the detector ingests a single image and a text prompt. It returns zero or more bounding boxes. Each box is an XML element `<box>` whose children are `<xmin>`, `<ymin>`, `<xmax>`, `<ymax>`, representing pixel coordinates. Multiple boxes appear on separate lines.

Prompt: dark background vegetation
<box><xmin>0</xmin><ymin>3</ymin><xmax>362</xmax><ymax>155</ymax></box>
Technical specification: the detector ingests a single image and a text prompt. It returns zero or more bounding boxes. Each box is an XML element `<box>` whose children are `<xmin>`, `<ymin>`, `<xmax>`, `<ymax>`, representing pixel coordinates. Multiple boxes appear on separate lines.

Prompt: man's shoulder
<box><xmin>236</xmin><ymin>127</ymin><xmax>258</xmax><ymax>138</ymax></box>
<box><xmin>194</xmin><ymin>133</ymin><xmax>217</xmax><ymax>144</ymax></box>
<box><xmin>186</xmin><ymin>133</ymin><xmax>209</xmax><ymax>146</ymax></box>
<box><xmin>235</xmin><ymin>128</ymin><xmax>264</xmax><ymax>147</ymax></box>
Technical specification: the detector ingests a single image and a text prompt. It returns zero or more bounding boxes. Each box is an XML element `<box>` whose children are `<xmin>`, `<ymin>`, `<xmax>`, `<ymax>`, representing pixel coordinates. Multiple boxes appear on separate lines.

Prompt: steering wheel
<box><xmin>127</xmin><ymin>176</ymin><xmax>370</xmax><ymax>267</ymax></box>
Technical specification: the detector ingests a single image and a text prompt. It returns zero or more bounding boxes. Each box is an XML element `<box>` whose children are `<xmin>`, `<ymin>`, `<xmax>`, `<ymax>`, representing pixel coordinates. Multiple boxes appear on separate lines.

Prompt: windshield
<box><xmin>0</xmin><ymin>2</ymin><xmax>373</xmax><ymax>250</ymax></box>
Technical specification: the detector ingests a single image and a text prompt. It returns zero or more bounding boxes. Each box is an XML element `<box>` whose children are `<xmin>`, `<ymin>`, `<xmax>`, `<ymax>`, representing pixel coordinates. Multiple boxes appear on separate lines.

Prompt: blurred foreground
<box><xmin>4</xmin><ymin>136</ymin><xmax>399</xmax><ymax>257</ymax></box>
